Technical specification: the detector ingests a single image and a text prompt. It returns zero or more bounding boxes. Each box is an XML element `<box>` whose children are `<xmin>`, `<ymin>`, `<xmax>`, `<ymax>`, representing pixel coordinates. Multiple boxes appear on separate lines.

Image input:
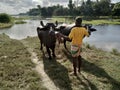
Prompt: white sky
<box><xmin>0</xmin><ymin>0</ymin><xmax>119</xmax><ymax>14</ymax></box>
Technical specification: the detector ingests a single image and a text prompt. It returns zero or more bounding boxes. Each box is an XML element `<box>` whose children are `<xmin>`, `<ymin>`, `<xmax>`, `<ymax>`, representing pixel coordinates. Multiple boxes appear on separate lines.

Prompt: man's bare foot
<box><xmin>70</xmin><ymin>72</ymin><xmax>77</xmax><ymax>76</ymax></box>
<box><xmin>78</xmin><ymin>70</ymin><xmax>81</xmax><ymax>74</ymax></box>
<box><xmin>74</xmin><ymin>72</ymin><xmax>77</xmax><ymax>76</ymax></box>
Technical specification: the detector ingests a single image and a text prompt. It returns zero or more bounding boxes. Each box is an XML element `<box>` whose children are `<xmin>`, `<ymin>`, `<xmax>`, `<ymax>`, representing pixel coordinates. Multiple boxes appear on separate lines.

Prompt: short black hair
<box><xmin>75</xmin><ymin>17</ymin><xmax>82</xmax><ymax>23</ymax></box>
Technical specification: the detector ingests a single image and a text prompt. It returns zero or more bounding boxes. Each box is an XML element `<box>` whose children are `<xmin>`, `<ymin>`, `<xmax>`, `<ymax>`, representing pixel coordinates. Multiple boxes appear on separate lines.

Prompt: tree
<box><xmin>0</xmin><ymin>13</ymin><xmax>12</xmax><ymax>23</ymax></box>
<box><xmin>86</xmin><ymin>0</ymin><xmax>94</xmax><ymax>16</ymax></box>
<box><xmin>100</xmin><ymin>0</ymin><xmax>111</xmax><ymax>15</ymax></box>
<box><xmin>80</xmin><ymin>0</ymin><xmax>93</xmax><ymax>16</ymax></box>
<box><xmin>68</xmin><ymin>0</ymin><xmax>75</xmax><ymax>15</ymax></box>
<box><xmin>93</xmin><ymin>0</ymin><xmax>111</xmax><ymax>16</ymax></box>
<box><xmin>93</xmin><ymin>1</ymin><xmax>102</xmax><ymax>16</ymax></box>
<box><xmin>47</xmin><ymin>6</ymin><xmax>56</xmax><ymax>17</ymax></box>
<box><xmin>26</xmin><ymin>0</ymin><xmax>118</xmax><ymax>17</ymax></box>
<box><xmin>37</xmin><ymin>5</ymin><xmax>41</xmax><ymax>16</ymax></box>
<box><xmin>27</xmin><ymin>8</ymin><xmax>39</xmax><ymax>16</ymax></box>
<box><xmin>112</xmin><ymin>2</ymin><xmax>120</xmax><ymax>16</ymax></box>
<box><xmin>80</xmin><ymin>1</ymin><xmax>86</xmax><ymax>15</ymax></box>
<box><xmin>41</xmin><ymin>7</ymin><xmax>48</xmax><ymax>17</ymax></box>
<box><xmin>68</xmin><ymin>0</ymin><xmax>74</xmax><ymax>10</ymax></box>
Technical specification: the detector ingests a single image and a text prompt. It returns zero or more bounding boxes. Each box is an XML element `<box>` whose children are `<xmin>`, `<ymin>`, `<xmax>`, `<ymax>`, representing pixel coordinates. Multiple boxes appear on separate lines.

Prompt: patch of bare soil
<box><xmin>21</xmin><ymin>40</ymin><xmax>60</xmax><ymax>90</ymax></box>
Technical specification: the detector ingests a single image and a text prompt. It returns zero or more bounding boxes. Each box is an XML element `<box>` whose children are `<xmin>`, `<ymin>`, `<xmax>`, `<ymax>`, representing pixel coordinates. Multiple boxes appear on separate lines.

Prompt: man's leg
<box><xmin>73</xmin><ymin>57</ymin><xmax>77</xmax><ymax>75</ymax></box>
<box><xmin>78</xmin><ymin>55</ymin><xmax>82</xmax><ymax>73</ymax></box>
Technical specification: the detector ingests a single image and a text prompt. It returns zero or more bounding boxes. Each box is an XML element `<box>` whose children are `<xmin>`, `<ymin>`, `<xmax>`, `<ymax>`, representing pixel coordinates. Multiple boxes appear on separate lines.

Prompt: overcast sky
<box><xmin>0</xmin><ymin>0</ymin><xmax>119</xmax><ymax>15</ymax></box>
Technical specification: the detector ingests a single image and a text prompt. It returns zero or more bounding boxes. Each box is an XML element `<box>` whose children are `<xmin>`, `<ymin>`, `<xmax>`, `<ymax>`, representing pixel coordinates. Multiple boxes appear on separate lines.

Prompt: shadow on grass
<box><xmin>63</xmin><ymin>49</ymin><xmax>98</xmax><ymax>90</ymax></box>
<box><xmin>41</xmin><ymin>50</ymin><xmax>72</xmax><ymax>90</ymax></box>
<box><xmin>63</xmin><ymin>49</ymin><xmax>120</xmax><ymax>90</ymax></box>
<box><xmin>62</xmin><ymin>49</ymin><xmax>72</xmax><ymax>62</ymax></box>
<box><xmin>82</xmin><ymin>58</ymin><xmax>120</xmax><ymax>90</ymax></box>
<box><xmin>76</xmin><ymin>75</ymin><xmax>98</xmax><ymax>90</ymax></box>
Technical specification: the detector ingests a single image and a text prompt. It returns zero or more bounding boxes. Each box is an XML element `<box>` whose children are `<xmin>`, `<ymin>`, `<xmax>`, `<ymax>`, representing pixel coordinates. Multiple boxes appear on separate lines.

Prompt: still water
<box><xmin>0</xmin><ymin>20</ymin><xmax>46</xmax><ymax>39</ymax></box>
<box><xmin>84</xmin><ymin>25</ymin><xmax>120</xmax><ymax>51</ymax></box>
<box><xmin>0</xmin><ymin>20</ymin><xmax>120</xmax><ymax>51</ymax></box>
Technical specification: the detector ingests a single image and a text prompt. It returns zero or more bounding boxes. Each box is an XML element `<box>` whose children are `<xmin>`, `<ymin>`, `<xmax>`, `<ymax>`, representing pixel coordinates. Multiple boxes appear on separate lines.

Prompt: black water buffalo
<box><xmin>37</xmin><ymin>21</ymin><xmax>58</xmax><ymax>59</ymax></box>
<box><xmin>58</xmin><ymin>24</ymin><xmax>97</xmax><ymax>49</ymax></box>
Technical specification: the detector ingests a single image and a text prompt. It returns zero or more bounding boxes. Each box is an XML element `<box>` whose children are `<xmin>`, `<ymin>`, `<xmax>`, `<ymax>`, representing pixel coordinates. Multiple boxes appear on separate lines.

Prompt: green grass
<box><xmin>52</xmin><ymin>17</ymin><xmax>120</xmax><ymax>25</ymax></box>
<box><xmin>0</xmin><ymin>16</ymin><xmax>27</xmax><ymax>29</ymax></box>
<box><xmin>1</xmin><ymin>34</ymin><xmax>120</xmax><ymax>90</ymax></box>
<box><xmin>111</xmin><ymin>48</ymin><xmax>120</xmax><ymax>55</ymax></box>
<box><xmin>83</xmin><ymin>19</ymin><xmax>120</xmax><ymax>25</ymax></box>
<box><xmin>0</xmin><ymin>34</ymin><xmax>47</xmax><ymax>90</ymax></box>
<box><xmin>24</xmin><ymin>36</ymin><xmax>120</xmax><ymax>90</ymax></box>
<box><xmin>0</xmin><ymin>23</ymin><xmax>13</xmax><ymax>29</ymax></box>
<box><xmin>15</xmin><ymin>20</ymin><xmax>27</xmax><ymax>24</ymax></box>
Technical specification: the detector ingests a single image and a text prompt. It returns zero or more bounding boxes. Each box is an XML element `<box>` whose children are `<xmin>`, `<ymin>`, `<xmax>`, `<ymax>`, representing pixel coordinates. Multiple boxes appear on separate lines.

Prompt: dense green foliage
<box><xmin>0</xmin><ymin>13</ymin><xmax>12</xmax><ymax>23</ymax></box>
<box><xmin>25</xmin><ymin>0</ymin><xmax>120</xmax><ymax>17</ymax></box>
<box><xmin>112</xmin><ymin>2</ymin><xmax>120</xmax><ymax>16</ymax></box>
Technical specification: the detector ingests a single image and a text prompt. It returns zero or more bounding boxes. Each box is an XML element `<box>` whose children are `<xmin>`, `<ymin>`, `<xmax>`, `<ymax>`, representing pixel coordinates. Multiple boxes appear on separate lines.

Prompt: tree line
<box><xmin>21</xmin><ymin>0</ymin><xmax>120</xmax><ymax>17</ymax></box>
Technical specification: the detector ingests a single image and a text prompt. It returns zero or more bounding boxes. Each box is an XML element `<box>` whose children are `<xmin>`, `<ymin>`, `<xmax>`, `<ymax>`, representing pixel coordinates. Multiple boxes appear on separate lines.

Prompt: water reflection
<box><xmin>84</xmin><ymin>25</ymin><xmax>120</xmax><ymax>51</ymax></box>
<box><xmin>0</xmin><ymin>20</ymin><xmax>47</xmax><ymax>39</ymax></box>
<box><xmin>0</xmin><ymin>20</ymin><xmax>120</xmax><ymax>51</ymax></box>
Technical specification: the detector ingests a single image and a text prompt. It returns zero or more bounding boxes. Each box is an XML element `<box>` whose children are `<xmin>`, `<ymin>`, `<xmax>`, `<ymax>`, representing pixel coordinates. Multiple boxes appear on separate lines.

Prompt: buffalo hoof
<box><xmin>40</xmin><ymin>47</ymin><xmax>43</xmax><ymax>50</ymax></box>
<box><xmin>48</xmin><ymin>56</ymin><xmax>52</xmax><ymax>60</ymax></box>
<box><xmin>53</xmin><ymin>54</ymin><xmax>56</xmax><ymax>58</ymax></box>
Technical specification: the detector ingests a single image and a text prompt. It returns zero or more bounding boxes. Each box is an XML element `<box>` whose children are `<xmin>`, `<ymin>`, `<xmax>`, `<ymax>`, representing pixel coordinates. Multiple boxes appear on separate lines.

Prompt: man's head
<box><xmin>75</xmin><ymin>17</ymin><xmax>82</xmax><ymax>26</ymax></box>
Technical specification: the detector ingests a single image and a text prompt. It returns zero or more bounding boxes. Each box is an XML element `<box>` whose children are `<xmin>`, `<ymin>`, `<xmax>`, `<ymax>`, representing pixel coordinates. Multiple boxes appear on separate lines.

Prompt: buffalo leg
<box><xmin>51</xmin><ymin>45</ymin><xmax>56</xmax><ymax>57</ymax></box>
<box><xmin>46</xmin><ymin>47</ymin><xmax>52</xmax><ymax>59</ymax></box>
<box><xmin>64</xmin><ymin>39</ymin><xmax>67</xmax><ymax>49</ymax></box>
<box><xmin>40</xmin><ymin>40</ymin><xmax>43</xmax><ymax>50</ymax></box>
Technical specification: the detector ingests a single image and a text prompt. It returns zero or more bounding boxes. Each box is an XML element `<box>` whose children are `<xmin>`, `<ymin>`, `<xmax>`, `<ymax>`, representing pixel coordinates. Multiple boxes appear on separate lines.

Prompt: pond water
<box><xmin>0</xmin><ymin>20</ymin><xmax>47</xmax><ymax>40</ymax></box>
<box><xmin>0</xmin><ymin>20</ymin><xmax>120</xmax><ymax>52</ymax></box>
<box><xmin>84</xmin><ymin>25</ymin><xmax>120</xmax><ymax>51</ymax></box>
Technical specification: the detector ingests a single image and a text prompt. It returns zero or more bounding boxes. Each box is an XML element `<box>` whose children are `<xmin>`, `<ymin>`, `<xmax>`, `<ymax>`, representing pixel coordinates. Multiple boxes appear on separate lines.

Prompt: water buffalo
<box><xmin>58</xmin><ymin>24</ymin><xmax>97</xmax><ymax>49</ymax></box>
<box><xmin>37</xmin><ymin>21</ymin><xmax>59</xmax><ymax>59</ymax></box>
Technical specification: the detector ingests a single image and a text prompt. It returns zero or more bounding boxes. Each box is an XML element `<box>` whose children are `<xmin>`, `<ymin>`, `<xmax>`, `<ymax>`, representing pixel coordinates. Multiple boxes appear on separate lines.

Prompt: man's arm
<box><xmin>62</xmin><ymin>35</ymin><xmax>72</xmax><ymax>42</ymax></box>
<box><xmin>58</xmin><ymin>33</ymin><xmax>72</xmax><ymax>42</ymax></box>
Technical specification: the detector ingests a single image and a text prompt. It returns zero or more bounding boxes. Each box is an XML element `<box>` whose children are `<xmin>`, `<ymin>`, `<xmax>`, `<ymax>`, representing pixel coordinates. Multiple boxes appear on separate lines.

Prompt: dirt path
<box><xmin>21</xmin><ymin>40</ymin><xmax>60</xmax><ymax>90</ymax></box>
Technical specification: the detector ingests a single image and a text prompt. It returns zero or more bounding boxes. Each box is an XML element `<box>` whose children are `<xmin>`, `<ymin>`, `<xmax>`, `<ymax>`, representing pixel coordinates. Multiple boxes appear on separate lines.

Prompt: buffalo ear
<box><xmin>40</xmin><ymin>21</ymin><xmax>44</xmax><ymax>27</ymax></box>
<box><xmin>55</xmin><ymin>21</ymin><xmax>58</xmax><ymax>27</ymax></box>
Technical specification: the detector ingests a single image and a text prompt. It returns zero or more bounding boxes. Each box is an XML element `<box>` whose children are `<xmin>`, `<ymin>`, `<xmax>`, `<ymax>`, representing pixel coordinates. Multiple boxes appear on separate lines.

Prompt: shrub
<box><xmin>111</xmin><ymin>48</ymin><xmax>120</xmax><ymax>55</ymax></box>
<box><xmin>85</xmin><ymin>42</ymin><xmax>91</xmax><ymax>49</ymax></box>
<box><xmin>0</xmin><ymin>13</ymin><xmax>12</xmax><ymax>23</ymax></box>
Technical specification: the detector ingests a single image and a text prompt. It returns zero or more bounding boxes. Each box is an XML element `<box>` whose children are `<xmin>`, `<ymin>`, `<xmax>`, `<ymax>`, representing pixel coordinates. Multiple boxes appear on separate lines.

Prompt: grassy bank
<box><xmin>83</xmin><ymin>19</ymin><xmax>120</xmax><ymax>25</ymax></box>
<box><xmin>0</xmin><ymin>20</ymin><xmax>27</xmax><ymax>29</ymax></box>
<box><xmin>0</xmin><ymin>34</ymin><xmax>47</xmax><ymax>90</ymax></box>
<box><xmin>1</xmin><ymin>16</ymin><xmax>120</xmax><ymax>29</ymax></box>
<box><xmin>0</xmin><ymin>23</ymin><xmax>13</xmax><ymax>29</ymax></box>
<box><xmin>0</xmin><ymin>16</ymin><xmax>27</xmax><ymax>29</ymax></box>
<box><xmin>24</xmin><ymin>36</ymin><xmax>120</xmax><ymax>90</ymax></box>
<box><xmin>0</xmin><ymin>13</ymin><xmax>14</xmax><ymax>29</ymax></box>
<box><xmin>15</xmin><ymin>20</ymin><xmax>27</xmax><ymax>24</ymax></box>
<box><xmin>0</xmin><ymin>34</ymin><xmax>120</xmax><ymax>90</ymax></box>
<box><xmin>52</xmin><ymin>17</ymin><xmax>120</xmax><ymax>25</ymax></box>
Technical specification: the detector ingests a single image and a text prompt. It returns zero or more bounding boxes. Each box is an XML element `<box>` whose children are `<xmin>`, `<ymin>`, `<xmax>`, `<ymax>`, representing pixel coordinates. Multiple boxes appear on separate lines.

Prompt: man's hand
<box><xmin>57</xmin><ymin>33</ymin><xmax>72</xmax><ymax>42</ymax></box>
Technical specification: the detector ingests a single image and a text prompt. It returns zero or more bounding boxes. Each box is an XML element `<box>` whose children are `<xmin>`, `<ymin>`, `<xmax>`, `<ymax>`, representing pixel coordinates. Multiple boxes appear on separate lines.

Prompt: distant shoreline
<box><xmin>0</xmin><ymin>23</ymin><xmax>13</xmax><ymax>29</ymax></box>
<box><xmin>1</xmin><ymin>17</ymin><xmax>120</xmax><ymax>29</ymax></box>
<box><xmin>0</xmin><ymin>20</ymin><xmax>27</xmax><ymax>29</ymax></box>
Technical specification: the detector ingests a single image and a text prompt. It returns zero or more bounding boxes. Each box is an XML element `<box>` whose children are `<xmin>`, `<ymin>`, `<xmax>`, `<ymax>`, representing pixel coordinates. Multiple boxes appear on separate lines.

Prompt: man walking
<box><xmin>60</xmin><ymin>17</ymin><xmax>90</xmax><ymax>75</ymax></box>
